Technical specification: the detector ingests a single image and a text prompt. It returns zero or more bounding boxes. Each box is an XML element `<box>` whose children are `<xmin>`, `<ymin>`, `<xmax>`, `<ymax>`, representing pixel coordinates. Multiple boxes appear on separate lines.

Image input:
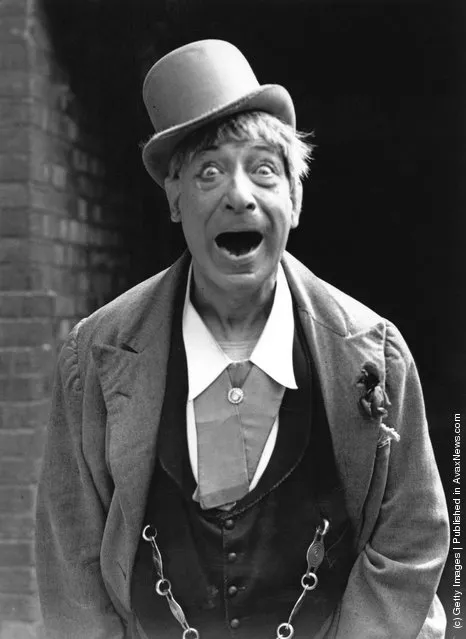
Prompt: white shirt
<box><xmin>182</xmin><ymin>263</ymin><xmax>297</xmax><ymax>492</ymax></box>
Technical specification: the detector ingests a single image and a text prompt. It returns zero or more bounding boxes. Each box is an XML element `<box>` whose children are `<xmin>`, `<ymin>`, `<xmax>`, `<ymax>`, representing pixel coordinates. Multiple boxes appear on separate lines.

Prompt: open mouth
<box><xmin>215</xmin><ymin>231</ymin><xmax>263</xmax><ymax>256</ymax></box>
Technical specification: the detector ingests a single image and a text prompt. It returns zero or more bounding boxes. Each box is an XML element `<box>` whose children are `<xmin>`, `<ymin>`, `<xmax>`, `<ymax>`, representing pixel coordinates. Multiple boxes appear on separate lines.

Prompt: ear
<box><xmin>290</xmin><ymin>180</ymin><xmax>303</xmax><ymax>228</ymax></box>
<box><xmin>164</xmin><ymin>176</ymin><xmax>182</xmax><ymax>223</ymax></box>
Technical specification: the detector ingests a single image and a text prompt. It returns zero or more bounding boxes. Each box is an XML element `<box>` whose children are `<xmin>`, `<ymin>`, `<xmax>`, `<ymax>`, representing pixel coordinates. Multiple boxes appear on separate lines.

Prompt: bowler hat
<box><xmin>141</xmin><ymin>39</ymin><xmax>295</xmax><ymax>187</ymax></box>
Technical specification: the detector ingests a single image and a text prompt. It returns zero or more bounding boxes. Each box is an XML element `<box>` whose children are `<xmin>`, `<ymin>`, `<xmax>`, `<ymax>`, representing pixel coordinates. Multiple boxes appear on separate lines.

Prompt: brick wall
<box><xmin>0</xmin><ymin>1</ymin><xmax>131</xmax><ymax>637</ymax></box>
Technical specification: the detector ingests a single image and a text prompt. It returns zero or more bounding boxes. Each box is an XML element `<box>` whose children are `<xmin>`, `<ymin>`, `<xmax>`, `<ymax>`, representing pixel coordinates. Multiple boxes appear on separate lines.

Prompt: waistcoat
<box><xmin>131</xmin><ymin>294</ymin><xmax>356</xmax><ymax>639</ymax></box>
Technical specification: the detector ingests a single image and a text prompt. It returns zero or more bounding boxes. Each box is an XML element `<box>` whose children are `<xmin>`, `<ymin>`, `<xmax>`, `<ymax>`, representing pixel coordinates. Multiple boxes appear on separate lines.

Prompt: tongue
<box><xmin>216</xmin><ymin>231</ymin><xmax>262</xmax><ymax>256</ymax></box>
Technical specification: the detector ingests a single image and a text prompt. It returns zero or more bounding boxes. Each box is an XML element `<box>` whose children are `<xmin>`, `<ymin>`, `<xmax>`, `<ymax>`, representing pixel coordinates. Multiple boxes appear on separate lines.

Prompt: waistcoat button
<box><xmin>230</xmin><ymin>618</ymin><xmax>241</xmax><ymax>629</ymax></box>
<box><xmin>227</xmin><ymin>585</ymin><xmax>238</xmax><ymax>597</ymax></box>
<box><xmin>227</xmin><ymin>552</ymin><xmax>237</xmax><ymax>563</ymax></box>
<box><xmin>224</xmin><ymin>518</ymin><xmax>235</xmax><ymax>530</ymax></box>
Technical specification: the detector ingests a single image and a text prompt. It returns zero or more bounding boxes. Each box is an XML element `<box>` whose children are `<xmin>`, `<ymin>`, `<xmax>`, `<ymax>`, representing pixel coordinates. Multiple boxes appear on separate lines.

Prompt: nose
<box><xmin>223</xmin><ymin>171</ymin><xmax>256</xmax><ymax>213</ymax></box>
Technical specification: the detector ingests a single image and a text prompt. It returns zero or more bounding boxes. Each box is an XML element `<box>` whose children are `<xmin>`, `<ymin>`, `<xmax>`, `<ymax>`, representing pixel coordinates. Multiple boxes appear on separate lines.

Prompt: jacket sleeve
<box><xmin>36</xmin><ymin>322</ymin><xmax>127</xmax><ymax>639</ymax></box>
<box><xmin>325</xmin><ymin>322</ymin><xmax>449</xmax><ymax>638</ymax></box>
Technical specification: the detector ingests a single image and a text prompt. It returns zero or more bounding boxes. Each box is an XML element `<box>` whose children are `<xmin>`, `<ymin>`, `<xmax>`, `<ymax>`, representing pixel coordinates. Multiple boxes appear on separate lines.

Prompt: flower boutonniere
<box><xmin>357</xmin><ymin>363</ymin><xmax>400</xmax><ymax>444</ymax></box>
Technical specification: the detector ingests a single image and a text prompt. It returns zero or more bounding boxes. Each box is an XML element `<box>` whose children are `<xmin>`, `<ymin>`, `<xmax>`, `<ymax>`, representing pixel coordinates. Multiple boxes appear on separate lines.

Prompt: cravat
<box><xmin>194</xmin><ymin>361</ymin><xmax>285</xmax><ymax>509</ymax></box>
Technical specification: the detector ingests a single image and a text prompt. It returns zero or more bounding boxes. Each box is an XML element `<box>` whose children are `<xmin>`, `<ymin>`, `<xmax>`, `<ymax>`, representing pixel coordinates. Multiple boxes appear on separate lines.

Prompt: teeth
<box><xmin>215</xmin><ymin>231</ymin><xmax>263</xmax><ymax>256</ymax></box>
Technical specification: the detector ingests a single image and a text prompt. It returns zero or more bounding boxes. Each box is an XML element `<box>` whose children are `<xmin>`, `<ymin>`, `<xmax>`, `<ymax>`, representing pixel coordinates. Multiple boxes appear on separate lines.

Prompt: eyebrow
<box><xmin>198</xmin><ymin>142</ymin><xmax>280</xmax><ymax>156</ymax></box>
<box><xmin>249</xmin><ymin>143</ymin><xmax>279</xmax><ymax>153</ymax></box>
<box><xmin>198</xmin><ymin>145</ymin><xmax>219</xmax><ymax>154</ymax></box>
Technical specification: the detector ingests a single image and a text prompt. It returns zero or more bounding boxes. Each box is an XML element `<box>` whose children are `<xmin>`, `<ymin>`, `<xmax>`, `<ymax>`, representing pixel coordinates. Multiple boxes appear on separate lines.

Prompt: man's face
<box><xmin>166</xmin><ymin>139</ymin><xmax>300</xmax><ymax>296</ymax></box>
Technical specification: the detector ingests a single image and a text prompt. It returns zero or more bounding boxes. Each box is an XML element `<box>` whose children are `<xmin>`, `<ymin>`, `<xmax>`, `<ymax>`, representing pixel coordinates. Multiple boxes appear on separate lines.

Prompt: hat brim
<box><xmin>142</xmin><ymin>84</ymin><xmax>295</xmax><ymax>187</ymax></box>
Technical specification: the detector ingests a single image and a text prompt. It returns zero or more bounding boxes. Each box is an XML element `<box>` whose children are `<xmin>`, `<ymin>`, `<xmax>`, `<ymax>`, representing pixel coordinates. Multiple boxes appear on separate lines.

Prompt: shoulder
<box><xmin>282</xmin><ymin>251</ymin><xmax>386</xmax><ymax>337</ymax></box>
<box><xmin>282</xmin><ymin>253</ymin><xmax>415</xmax><ymax>375</ymax></box>
<box><xmin>64</xmin><ymin>252</ymin><xmax>190</xmax><ymax>363</ymax></box>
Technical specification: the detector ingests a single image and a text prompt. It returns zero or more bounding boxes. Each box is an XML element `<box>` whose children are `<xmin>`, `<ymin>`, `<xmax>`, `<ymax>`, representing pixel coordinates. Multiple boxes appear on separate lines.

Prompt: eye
<box><xmin>256</xmin><ymin>163</ymin><xmax>275</xmax><ymax>176</ymax></box>
<box><xmin>199</xmin><ymin>164</ymin><xmax>221</xmax><ymax>180</ymax></box>
<box><xmin>252</xmin><ymin>161</ymin><xmax>282</xmax><ymax>183</ymax></box>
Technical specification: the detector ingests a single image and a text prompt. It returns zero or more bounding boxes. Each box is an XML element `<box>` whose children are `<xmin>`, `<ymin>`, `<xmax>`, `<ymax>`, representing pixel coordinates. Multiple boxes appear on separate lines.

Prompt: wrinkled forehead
<box><xmin>172</xmin><ymin>117</ymin><xmax>290</xmax><ymax>176</ymax></box>
<box><xmin>193</xmin><ymin>137</ymin><xmax>283</xmax><ymax>161</ymax></box>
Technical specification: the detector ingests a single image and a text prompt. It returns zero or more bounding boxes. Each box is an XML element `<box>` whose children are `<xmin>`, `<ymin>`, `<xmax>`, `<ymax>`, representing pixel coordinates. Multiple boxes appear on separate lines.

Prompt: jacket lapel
<box><xmin>92</xmin><ymin>254</ymin><xmax>190</xmax><ymax>579</ymax></box>
<box><xmin>282</xmin><ymin>252</ymin><xmax>386</xmax><ymax>528</ymax></box>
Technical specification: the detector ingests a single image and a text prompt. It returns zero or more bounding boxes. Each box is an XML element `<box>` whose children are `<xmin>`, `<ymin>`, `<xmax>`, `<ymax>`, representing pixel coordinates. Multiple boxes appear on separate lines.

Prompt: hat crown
<box><xmin>143</xmin><ymin>40</ymin><xmax>261</xmax><ymax>133</ymax></box>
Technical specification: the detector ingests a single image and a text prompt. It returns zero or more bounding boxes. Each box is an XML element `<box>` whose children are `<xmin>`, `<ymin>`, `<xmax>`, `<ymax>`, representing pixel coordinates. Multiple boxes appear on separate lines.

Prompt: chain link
<box><xmin>275</xmin><ymin>519</ymin><xmax>329</xmax><ymax>638</ymax></box>
<box><xmin>142</xmin><ymin>525</ymin><xmax>199</xmax><ymax>638</ymax></box>
<box><xmin>142</xmin><ymin>518</ymin><xmax>329</xmax><ymax>639</ymax></box>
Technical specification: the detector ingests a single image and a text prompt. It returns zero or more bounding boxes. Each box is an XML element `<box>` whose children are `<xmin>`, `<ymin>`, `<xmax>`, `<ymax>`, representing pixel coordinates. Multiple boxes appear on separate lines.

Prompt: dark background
<box><xmin>41</xmin><ymin>0</ymin><xmax>466</xmax><ymax>623</ymax></box>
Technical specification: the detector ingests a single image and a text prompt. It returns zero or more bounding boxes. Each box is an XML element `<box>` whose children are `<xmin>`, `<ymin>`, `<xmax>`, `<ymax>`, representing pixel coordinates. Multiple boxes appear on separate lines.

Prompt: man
<box><xmin>36</xmin><ymin>40</ymin><xmax>449</xmax><ymax>638</ymax></box>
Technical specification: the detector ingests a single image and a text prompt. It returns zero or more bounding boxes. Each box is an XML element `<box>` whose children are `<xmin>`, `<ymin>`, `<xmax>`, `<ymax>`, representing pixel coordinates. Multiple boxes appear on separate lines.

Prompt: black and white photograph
<box><xmin>0</xmin><ymin>1</ymin><xmax>464</xmax><ymax>637</ymax></box>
